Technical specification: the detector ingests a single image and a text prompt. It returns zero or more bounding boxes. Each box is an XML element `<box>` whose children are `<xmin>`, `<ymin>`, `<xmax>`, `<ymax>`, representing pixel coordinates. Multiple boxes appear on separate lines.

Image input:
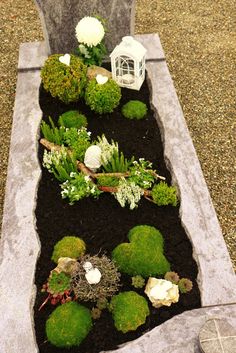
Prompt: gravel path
<box><xmin>0</xmin><ymin>0</ymin><xmax>235</xmax><ymax>269</ymax></box>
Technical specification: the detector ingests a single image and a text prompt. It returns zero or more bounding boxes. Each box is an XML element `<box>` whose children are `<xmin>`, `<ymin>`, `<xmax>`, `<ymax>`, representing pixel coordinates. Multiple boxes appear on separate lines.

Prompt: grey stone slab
<box><xmin>0</xmin><ymin>52</ymin><xmax>41</xmax><ymax>352</ymax></box>
<box><xmin>145</xmin><ymin>59</ymin><xmax>236</xmax><ymax>307</ymax></box>
<box><xmin>104</xmin><ymin>305</ymin><xmax>236</xmax><ymax>353</ymax></box>
<box><xmin>34</xmin><ymin>0</ymin><xmax>136</xmax><ymax>54</ymax></box>
<box><xmin>134</xmin><ymin>33</ymin><xmax>165</xmax><ymax>60</ymax></box>
<box><xmin>199</xmin><ymin>318</ymin><xmax>236</xmax><ymax>353</ymax></box>
<box><xmin>18</xmin><ymin>41</ymin><xmax>48</xmax><ymax>69</ymax></box>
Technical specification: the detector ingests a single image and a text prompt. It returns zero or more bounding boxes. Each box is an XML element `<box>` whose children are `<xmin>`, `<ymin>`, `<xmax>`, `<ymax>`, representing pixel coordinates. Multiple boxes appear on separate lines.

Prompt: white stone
<box><xmin>56</xmin><ymin>257</ymin><xmax>77</xmax><ymax>274</ymax></box>
<box><xmin>83</xmin><ymin>261</ymin><xmax>93</xmax><ymax>272</ymax></box>
<box><xmin>145</xmin><ymin>278</ymin><xmax>179</xmax><ymax>308</ymax></box>
<box><xmin>59</xmin><ymin>53</ymin><xmax>70</xmax><ymax>66</ymax></box>
<box><xmin>84</xmin><ymin>145</ymin><xmax>102</xmax><ymax>171</ymax></box>
<box><xmin>96</xmin><ymin>74</ymin><xmax>108</xmax><ymax>85</ymax></box>
<box><xmin>85</xmin><ymin>268</ymin><xmax>102</xmax><ymax>284</ymax></box>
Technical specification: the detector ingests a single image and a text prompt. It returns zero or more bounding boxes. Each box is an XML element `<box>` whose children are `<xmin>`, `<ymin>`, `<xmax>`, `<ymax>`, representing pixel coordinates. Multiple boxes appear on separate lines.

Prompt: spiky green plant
<box><xmin>41</xmin><ymin>117</ymin><xmax>66</xmax><ymax>145</ymax></box>
<box><xmin>103</xmin><ymin>149</ymin><xmax>134</xmax><ymax>173</ymax></box>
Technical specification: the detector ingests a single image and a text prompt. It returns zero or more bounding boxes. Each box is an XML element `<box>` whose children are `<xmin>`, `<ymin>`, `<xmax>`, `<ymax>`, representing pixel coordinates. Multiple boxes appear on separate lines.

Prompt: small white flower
<box><xmin>78</xmin><ymin>44</ymin><xmax>91</xmax><ymax>58</ymax></box>
<box><xmin>84</xmin><ymin>175</ymin><xmax>90</xmax><ymax>182</ymax></box>
<box><xmin>75</xmin><ymin>16</ymin><xmax>105</xmax><ymax>47</ymax></box>
<box><xmin>70</xmin><ymin>172</ymin><xmax>77</xmax><ymax>178</ymax></box>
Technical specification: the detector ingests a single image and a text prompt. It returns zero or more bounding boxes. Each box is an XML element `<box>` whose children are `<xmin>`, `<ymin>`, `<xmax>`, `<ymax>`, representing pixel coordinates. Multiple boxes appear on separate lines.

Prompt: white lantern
<box><xmin>110</xmin><ymin>36</ymin><xmax>147</xmax><ymax>90</ymax></box>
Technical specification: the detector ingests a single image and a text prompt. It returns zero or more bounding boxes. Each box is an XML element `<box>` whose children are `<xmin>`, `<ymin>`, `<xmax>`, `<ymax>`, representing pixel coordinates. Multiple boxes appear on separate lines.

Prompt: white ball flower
<box><xmin>145</xmin><ymin>278</ymin><xmax>179</xmax><ymax>308</ymax></box>
<box><xmin>75</xmin><ymin>16</ymin><xmax>105</xmax><ymax>47</ymax></box>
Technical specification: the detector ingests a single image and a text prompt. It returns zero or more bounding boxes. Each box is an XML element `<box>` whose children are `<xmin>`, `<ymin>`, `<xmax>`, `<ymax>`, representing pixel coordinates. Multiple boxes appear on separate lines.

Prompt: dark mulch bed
<box><xmin>34</xmin><ymin>74</ymin><xmax>201</xmax><ymax>353</ymax></box>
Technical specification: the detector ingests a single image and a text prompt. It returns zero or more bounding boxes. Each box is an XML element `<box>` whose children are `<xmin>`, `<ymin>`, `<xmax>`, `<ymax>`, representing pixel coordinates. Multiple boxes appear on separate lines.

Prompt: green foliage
<box><xmin>178</xmin><ymin>278</ymin><xmax>193</xmax><ymax>293</ymax></box>
<box><xmin>85</xmin><ymin>78</ymin><xmax>121</xmax><ymax>114</ymax></box>
<box><xmin>97</xmin><ymin>176</ymin><xmax>119</xmax><ymax>187</ymax></box>
<box><xmin>164</xmin><ymin>271</ymin><xmax>180</xmax><ymax>284</ymax></box>
<box><xmin>109</xmin><ymin>291</ymin><xmax>149</xmax><ymax>333</ymax></box>
<box><xmin>58</xmin><ymin>110</ymin><xmax>88</xmax><ymax>129</ymax></box>
<box><xmin>41</xmin><ymin>117</ymin><xmax>66</xmax><ymax>145</ymax></box>
<box><xmin>41</xmin><ymin>54</ymin><xmax>87</xmax><ymax>104</ymax></box>
<box><xmin>46</xmin><ymin>302</ymin><xmax>92</xmax><ymax>348</ymax></box>
<box><xmin>102</xmin><ymin>149</ymin><xmax>134</xmax><ymax>173</ymax></box>
<box><xmin>76</xmin><ymin>41</ymin><xmax>107</xmax><ymax>66</ymax></box>
<box><xmin>122</xmin><ymin>100</ymin><xmax>148</xmax><ymax>120</ymax></box>
<box><xmin>112</xmin><ymin>225</ymin><xmax>170</xmax><ymax>277</ymax></box>
<box><xmin>91</xmin><ymin>307</ymin><xmax>102</xmax><ymax>320</ymax></box>
<box><xmin>151</xmin><ymin>181</ymin><xmax>178</xmax><ymax>206</ymax></box>
<box><xmin>61</xmin><ymin>173</ymin><xmax>101</xmax><ymax>205</ymax></box>
<box><xmin>131</xmin><ymin>275</ymin><xmax>145</xmax><ymax>289</ymax></box>
<box><xmin>63</xmin><ymin>127</ymin><xmax>91</xmax><ymax>161</ymax></box>
<box><xmin>47</xmin><ymin>271</ymin><xmax>71</xmax><ymax>295</ymax></box>
<box><xmin>129</xmin><ymin>158</ymin><xmax>155</xmax><ymax>188</ymax></box>
<box><xmin>96</xmin><ymin>135</ymin><xmax>118</xmax><ymax>167</ymax></box>
<box><xmin>43</xmin><ymin>148</ymin><xmax>78</xmax><ymax>182</ymax></box>
<box><xmin>51</xmin><ymin>236</ymin><xmax>86</xmax><ymax>264</ymax></box>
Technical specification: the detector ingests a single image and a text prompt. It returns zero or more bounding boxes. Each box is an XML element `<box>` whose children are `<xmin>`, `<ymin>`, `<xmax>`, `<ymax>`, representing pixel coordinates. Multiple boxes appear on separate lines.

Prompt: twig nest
<box><xmin>85</xmin><ymin>268</ymin><xmax>102</xmax><ymax>284</ymax></box>
<box><xmin>145</xmin><ymin>278</ymin><xmax>179</xmax><ymax>308</ymax></box>
<box><xmin>84</xmin><ymin>145</ymin><xmax>102</xmax><ymax>171</ymax></box>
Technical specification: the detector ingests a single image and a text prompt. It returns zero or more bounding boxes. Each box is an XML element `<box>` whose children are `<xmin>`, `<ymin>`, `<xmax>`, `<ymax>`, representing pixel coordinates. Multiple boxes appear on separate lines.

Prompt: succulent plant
<box><xmin>164</xmin><ymin>271</ymin><xmax>180</xmax><ymax>284</ymax></box>
<box><xmin>131</xmin><ymin>275</ymin><xmax>145</xmax><ymax>288</ymax></box>
<box><xmin>47</xmin><ymin>271</ymin><xmax>71</xmax><ymax>295</ymax></box>
<box><xmin>178</xmin><ymin>278</ymin><xmax>193</xmax><ymax>293</ymax></box>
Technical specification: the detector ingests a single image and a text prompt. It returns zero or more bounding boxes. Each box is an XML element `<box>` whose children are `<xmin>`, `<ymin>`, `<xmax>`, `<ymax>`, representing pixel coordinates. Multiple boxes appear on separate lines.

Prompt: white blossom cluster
<box><xmin>61</xmin><ymin>174</ymin><xmax>99</xmax><ymax>204</ymax></box>
<box><xmin>96</xmin><ymin>135</ymin><xmax>119</xmax><ymax>167</ymax></box>
<box><xmin>75</xmin><ymin>16</ymin><xmax>105</xmax><ymax>47</ymax></box>
<box><xmin>42</xmin><ymin>148</ymin><xmax>67</xmax><ymax>173</ymax></box>
<box><xmin>114</xmin><ymin>178</ymin><xmax>144</xmax><ymax>210</ymax></box>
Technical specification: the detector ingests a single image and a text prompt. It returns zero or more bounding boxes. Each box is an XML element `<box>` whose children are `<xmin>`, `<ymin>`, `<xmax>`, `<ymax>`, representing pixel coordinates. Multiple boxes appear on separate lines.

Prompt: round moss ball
<box><xmin>85</xmin><ymin>78</ymin><xmax>121</xmax><ymax>114</ymax></box>
<box><xmin>109</xmin><ymin>291</ymin><xmax>149</xmax><ymax>333</ymax></box>
<box><xmin>41</xmin><ymin>54</ymin><xmax>87</xmax><ymax>104</ymax></box>
<box><xmin>46</xmin><ymin>302</ymin><xmax>92</xmax><ymax>348</ymax></box>
<box><xmin>58</xmin><ymin>110</ymin><xmax>88</xmax><ymax>129</ymax></box>
<box><xmin>121</xmin><ymin>100</ymin><xmax>147</xmax><ymax>120</ymax></box>
<box><xmin>51</xmin><ymin>236</ymin><xmax>86</xmax><ymax>264</ymax></box>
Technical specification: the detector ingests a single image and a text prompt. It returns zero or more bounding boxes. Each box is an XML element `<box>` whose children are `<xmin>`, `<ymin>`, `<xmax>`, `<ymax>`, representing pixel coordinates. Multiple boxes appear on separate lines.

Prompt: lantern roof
<box><xmin>110</xmin><ymin>36</ymin><xmax>147</xmax><ymax>61</ymax></box>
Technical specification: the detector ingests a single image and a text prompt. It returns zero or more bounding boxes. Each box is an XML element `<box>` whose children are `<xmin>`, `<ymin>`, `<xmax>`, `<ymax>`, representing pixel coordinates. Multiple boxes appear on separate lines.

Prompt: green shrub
<box><xmin>151</xmin><ymin>181</ymin><xmax>177</xmax><ymax>206</ymax></box>
<box><xmin>51</xmin><ymin>236</ymin><xmax>86</xmax><ymax>264</ymax></box>
<box><xmin>63</xmin><ymin>127</ymin><xmax>91</xmax><ymax>161</ymax></box>
<box><xmin>122</xmin><ymin>100</ymin><xmax>147</xmax><ymax>120</ymax></box>
<box><xmin>85</xmin><ymin>78</ymin><xmax>121</xmax><ymax>114</ymax></box>
<box><xmin>109</xmin><ymin>291</ymin><xmax>149</xmax><ymax>333</ymax></box>
<box><xmin>58</xmin><ymin>110</ymin><xmax>88</xmax><ymax>129</ymax></box>
<box><xmin>112</xmin><ymin>225</ymin><xmax>170</xmax><ymax>277</ymax></box>
<box><xmin>46</xmin><ymin>302</ymin><xmax>92</xmax><ymax>348</ymax></box>
<box><xmin>41</xmin><ymin>54</ymin><xmax>87</xmax><ymax>104</ymax></box>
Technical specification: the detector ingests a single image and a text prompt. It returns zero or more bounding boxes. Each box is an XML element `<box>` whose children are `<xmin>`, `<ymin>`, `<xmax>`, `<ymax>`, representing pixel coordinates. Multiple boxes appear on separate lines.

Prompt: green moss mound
<box><xmin>51</xmin><ymin>236</ymin><xmax>86</xmax><ymax>264</ymax></box>
<box><xmin>41</xmin><ymin>54</ymin><xmax>87</xmax><ymax>104</ymax></box>
<box><xmin>121</xmin><ymin>100</ymin><xmax>147</xmax><ymax>120</ymax></box>
<box><xmin>109</xmin><ymin>291</ymin><xmax>149</xmax><ymax>333</ymax></box>
<box><xmin>151</xmin><ymin>181</ymin><xmax>177</xmax><ymax>206</ymax></box>
<box><xmin>46</xmin><ymin>302</ymin><xmax>92</xmax><ymax>348</ymax></box>
<box><xmin>85</xmin><ymin>78</ymin><xmax>121</xmax><ymax>114</ymax></box>
<box><xmin>112</xmin><ymin>225</ymin><xmax>170</xmax><ymax>277</ymax></box>
<box><xmin>58</xmin><ymin>110</ymin><xmax>88</xmax><ymax>129</ymax></box>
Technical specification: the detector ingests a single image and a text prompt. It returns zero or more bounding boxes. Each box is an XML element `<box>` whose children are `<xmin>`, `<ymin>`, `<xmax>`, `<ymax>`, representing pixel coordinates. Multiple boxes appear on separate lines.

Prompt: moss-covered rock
<box><xmin>58</xmin><ymin>110</ymin><xmax>87</xmax><ymax>129</ymax></box>
<box><xmin>109</xmin><ymin>291</ymin><xmax>149</xmax><ymax>333</ymax></box>
<box><xmin>41</xmin><ymin>54</ymin><xmax>87</xmax><ymax>104</ymax></box>
<box><xmin>46</xmin><ymin>302</ymin><xmax>92</xmax><ymax>348</ymax></box>
<box><xmin>112</xmin><ymin>225</ymin><xmax>170</xmax><ymax>277</ymax></box>
<box><xmin>85</xmin><ymin>78</ymin><xmax>121</xmax><ymax>114</ymax></box>
<box><xmin>51</xmin><ymin>236</ymin><xmax>86</xmax><ymax>264</ymax></box>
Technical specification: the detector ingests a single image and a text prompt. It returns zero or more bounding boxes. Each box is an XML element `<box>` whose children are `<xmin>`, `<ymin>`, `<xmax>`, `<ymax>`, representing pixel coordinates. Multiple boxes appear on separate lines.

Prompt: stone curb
<box><xmin>0</xmin><ymin>35</ymin><xmax>235</xmax><ymax>353</ymax></box>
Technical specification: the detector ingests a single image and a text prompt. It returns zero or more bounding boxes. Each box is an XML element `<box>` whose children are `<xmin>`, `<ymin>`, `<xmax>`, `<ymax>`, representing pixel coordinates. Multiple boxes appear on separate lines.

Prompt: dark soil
<box><xmin>34</xmin><ymin>72</ymin><xmax>201</xmax><ymax>353</ymax></box>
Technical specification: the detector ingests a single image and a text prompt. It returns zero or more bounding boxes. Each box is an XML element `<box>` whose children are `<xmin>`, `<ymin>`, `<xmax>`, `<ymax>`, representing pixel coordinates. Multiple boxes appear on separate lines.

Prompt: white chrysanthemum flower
<box><xmin>75</xmin><ymin>16</ymin><xmax>105</xmax><ymax>47</ymax></box>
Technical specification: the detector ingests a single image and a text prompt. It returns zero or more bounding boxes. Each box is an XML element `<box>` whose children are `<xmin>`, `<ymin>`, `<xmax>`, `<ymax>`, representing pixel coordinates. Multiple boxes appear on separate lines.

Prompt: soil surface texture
<box><xmin>34</xmin><ymin>74</ymin><xmax>201</xmax><ymax>353</ymax></box>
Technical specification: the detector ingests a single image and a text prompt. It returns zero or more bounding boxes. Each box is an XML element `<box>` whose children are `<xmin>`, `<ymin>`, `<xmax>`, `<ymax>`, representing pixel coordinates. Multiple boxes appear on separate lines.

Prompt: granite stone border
<box><xmin>0</xmin><ymin>34</ymin><xmax>235</xmax><ymax>353</ymax></box>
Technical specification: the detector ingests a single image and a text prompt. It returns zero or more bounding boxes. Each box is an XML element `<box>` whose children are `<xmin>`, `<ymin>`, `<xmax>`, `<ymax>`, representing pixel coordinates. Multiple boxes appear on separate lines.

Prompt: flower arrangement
<box><xmin>75</xmin><ymin>16</ymin><xmax>107</xmax><ymax>66</ymax></box>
